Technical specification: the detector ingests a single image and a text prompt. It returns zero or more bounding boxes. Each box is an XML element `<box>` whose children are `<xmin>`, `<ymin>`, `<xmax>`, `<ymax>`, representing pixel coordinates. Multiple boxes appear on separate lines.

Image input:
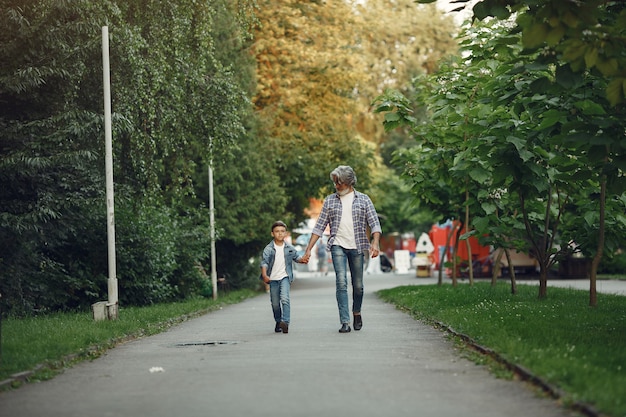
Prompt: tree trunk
<box><xmin>518</xmin><ymin>189</ymin><xmax>551</xmax><ymax>300</ymax></box>
<box><xmin>504</xmin><ymin>248</ymin><xmax>517</xmax><ymax>295</ymax></box>
<box><xmin>590</xmin><ymin>171</ymin><xmax>607</xmax><ymax>307</ymax></box>
<box><xmin>452</xmin><ymin>221</ymin><xmax>463</xmax><ymax>287</ymax></box>
<box><xmin>465</xmin><ymin>188</ymin><xmax>474</xmax><ymax>286</ymax></box>
<box><xmin>538</xmin><ymin>260</ymin><xmax>548</xmax><ymax>298</ymax></box>
<box><xmin>437</xmin><ymin>257</ymin><xmax>444</xmax><ymax>286</ymax></box>
<box><xmin>492</xmin><ymin>248</ymin><xmax>504</xmax><ymax>287</ymax></box>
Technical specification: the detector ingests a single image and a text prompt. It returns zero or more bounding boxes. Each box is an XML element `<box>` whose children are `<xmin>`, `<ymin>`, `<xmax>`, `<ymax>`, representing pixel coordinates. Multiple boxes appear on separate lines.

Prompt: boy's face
<box><xmin>272</xmin><ymin>226</ymin><xmax>287</xmax><ymax>243</ymax></box>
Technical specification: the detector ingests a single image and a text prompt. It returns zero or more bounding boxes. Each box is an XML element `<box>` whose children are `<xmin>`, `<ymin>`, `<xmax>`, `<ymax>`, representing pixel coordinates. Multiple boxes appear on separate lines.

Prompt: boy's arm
<box><xmin>289</xmin><ymin>245</ymin><xmax>306</xmax><ymax>264</ymax></box>
<box><xmin>261</xmin><ymin>265</ymin><xmax>270</xmax><ymax>283</ymax></box>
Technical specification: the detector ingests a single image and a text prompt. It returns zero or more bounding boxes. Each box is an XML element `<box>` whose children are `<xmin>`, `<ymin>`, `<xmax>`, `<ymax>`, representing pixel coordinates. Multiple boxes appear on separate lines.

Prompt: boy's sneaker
<box><xmin>275</xmin><ymin>323</ymin><xmax>282</xmax><ymax>333</ymax></box>
<box><xmin>279</xmin><ymin>321</ymin><xmax>289</xmax><ymax>334</ymax></box>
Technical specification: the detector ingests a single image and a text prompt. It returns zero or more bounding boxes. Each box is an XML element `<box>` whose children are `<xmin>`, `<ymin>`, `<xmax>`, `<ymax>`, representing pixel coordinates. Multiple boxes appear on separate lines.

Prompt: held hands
<box><xmin>301</xmin><ymin>249</ymin><xmax>311</xmax><ymax>264</ymax></box>
<box><xmin>370</xmin><ymin>243</ymin><xmax>380</xmax><ymax>258</ymax></box>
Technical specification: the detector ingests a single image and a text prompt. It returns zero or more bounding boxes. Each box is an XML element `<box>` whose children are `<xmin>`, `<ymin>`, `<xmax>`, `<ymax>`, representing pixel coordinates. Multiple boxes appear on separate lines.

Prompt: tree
<box><xmin>443</xmin><ymin>0</ymin><xmax>626</xmax><ymax>305</ymax></box>
<box><xmin>376</xmin><ymin>9</ymin><xmax>626</xmax><ymax>303</ymax></box>
<box><xmin>0</xmin><ymin>0</ymin><xmax>268</xmax><ymax>313</ymax></box>
<box><xmin>419</xmin><ymin>0</ymin><xmax>626</xmax><ymax>105</ymax></box>
<box><xmin>252</xmin><ymin>0</ymin><xmax>458</xmax><ymax>223</ymax></box>
<box><xmin>0</xmin><ymin>0</ymin><xmax>121</xmax><ymax>314</ymax></box>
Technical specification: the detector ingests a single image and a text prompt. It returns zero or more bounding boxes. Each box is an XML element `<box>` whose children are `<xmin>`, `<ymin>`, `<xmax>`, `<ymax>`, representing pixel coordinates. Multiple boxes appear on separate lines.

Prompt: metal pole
<box><xmin>103</xmin><ymin>26</ymin><xmax>118</xmax><ymax>319</ymax></box>
<box><xmin>209</xmin><ymin>163</ymin><xmax>218</xmax><ymax>300</ymax></box>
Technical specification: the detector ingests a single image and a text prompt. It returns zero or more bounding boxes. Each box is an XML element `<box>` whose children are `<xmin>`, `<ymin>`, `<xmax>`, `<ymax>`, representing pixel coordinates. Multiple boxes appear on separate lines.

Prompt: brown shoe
<box><xmin>354</xmin><ymin>315</ymin><xmax>362</xmax><ymax>331</ymax></box>
<box><xmin>279</xmin><ymin>321</ymin><xmax>289</xmax><ymax>334</ymax></box>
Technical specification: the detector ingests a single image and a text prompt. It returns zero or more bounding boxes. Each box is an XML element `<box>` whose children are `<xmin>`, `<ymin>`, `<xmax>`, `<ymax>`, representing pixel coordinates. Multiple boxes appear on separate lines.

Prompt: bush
<box><xmin>169</xmin><ymin>212</ymin><xmax>212</xmax><ymax>299</ymax></box>
<box><xmin>115</xmin><ymin>200</ymin><xmax>180</xmax><ymax>305</ymax></box>
<box><xmin>598</xmin><ymin>250</ymin><xmax>626</xmax><ymax>275</ymax></box>
<box><xmin>0</xmin><ymin>202</ymin><xmax>107</xmax><ymax>316</ymax></box>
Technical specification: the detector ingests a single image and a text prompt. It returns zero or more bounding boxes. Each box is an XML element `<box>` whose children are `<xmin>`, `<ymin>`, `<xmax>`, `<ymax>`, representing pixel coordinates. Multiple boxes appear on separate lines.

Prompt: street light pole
<box><xmin>209</xmin><ymin>161</ymin><xmax>217</xmax><ymax>300</ymax></box>
<box><xmin>102</xmin><ymin>26</ymin><xmax>118</xmax><ymax>319</ymax></box>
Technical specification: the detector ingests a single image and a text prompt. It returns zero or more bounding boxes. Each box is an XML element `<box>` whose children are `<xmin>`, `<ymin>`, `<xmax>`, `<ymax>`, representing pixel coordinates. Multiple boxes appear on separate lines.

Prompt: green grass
<box><xmin>599</xmin><ymin>274</ymin><xmax>626</xmax><ymax>280</ymax></box>
<box><xmin>0</xmin><ymin>289</ymin><xmax>258</xmax><ymax>386</ymax></box>
<box><xmin>378</xmin><ymin>283</ymin><xmax>626</xmax><ymax>417</ymax></box>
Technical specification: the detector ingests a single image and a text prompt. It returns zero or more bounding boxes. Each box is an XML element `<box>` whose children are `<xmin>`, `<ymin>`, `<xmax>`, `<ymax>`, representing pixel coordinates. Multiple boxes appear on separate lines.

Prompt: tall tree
<box><xmin>0</xmin><ymin>0</ymin><xmax>270</xmax><ymax>313</ymax></box>
<box><xmin>0</xmin><ymin>0</ymin><xmax>121</xmax><ymax>314</ymax></box>
<box><xmin>252</xmin><ymin>0</ymin><xmax>458</xmax><ymax>223</ymax></box>
<box><xmin>376</xmin><ymin>9</ymin><xmax>626</xmax><ymax>303</ymax></box>
<box><xmin>425</xmin><ymin>0</ymin><xmax>626</xmax><ymax>305</ymax></box>
<box><xmin>419</xmin><ymin>0</ymin><xmax>626</xmax><ymax>100</ymax></box>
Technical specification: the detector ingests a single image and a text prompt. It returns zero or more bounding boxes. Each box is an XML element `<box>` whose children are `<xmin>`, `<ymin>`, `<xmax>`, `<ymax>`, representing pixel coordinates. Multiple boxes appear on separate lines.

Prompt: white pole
<box><xmin>103</xmin><ymin>26</ymin><xmax>118</xmax><ymax>319</ymax></box>
<box><xmin>209</xmin><ymin>163</ymin><xmax>218</xmax><ymax>300</ymax></box>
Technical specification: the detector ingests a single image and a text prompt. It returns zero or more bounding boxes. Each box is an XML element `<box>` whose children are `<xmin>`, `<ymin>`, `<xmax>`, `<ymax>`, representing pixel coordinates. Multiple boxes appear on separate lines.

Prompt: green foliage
<box><xmin>599</xmin><ymin>250</ymin><xmax>626</xmax><ymax>275</ymax></box>
<box><xmin>0</xmin><ymin>0</ymin><xmax>268</xmax><ymax>315</ymax></box>
<box><xmin>115</xmin><ymin>200</ymin><xmax>206</xmax><ymax>305</ymax></box>
<box><xmin>417</xmin><ymin>0</ymin><xmax>626</xmax><ymax>105</ymax></box>
<box><xmin>374</xmin><ymin>14</ymin><xmax>626</xmax><ymax>296</ymax></box>
<box><xmin>253</xmin><ymin>0</ymin><xmax>458</xmax><ymax>222</ymax></box>
<box><xmin>379</xmin><ymin>284</ymin><xmax>626</xmax><ymax>417</ymax></box>
<box><xmin>369</xmin><ymin>166</ymin><xmax>436</xmax><ymax>234</ymax></box>
<box><xmin>0</xmin><ymin>0</ymin><xmax>118</xmax><ymax>315</ymax></box>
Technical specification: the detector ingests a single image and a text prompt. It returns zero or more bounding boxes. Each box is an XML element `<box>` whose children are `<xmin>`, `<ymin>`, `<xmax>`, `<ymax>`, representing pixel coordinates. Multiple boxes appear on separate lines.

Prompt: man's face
<box><xmin>333</xmin><ymin>177</ymin><xmax>348</xmax><ymax>189</ymax></box>
<box><xmin>333</xmin><ymin>176</ymin><xmax>350</xmax><ymax>195</ymax></box>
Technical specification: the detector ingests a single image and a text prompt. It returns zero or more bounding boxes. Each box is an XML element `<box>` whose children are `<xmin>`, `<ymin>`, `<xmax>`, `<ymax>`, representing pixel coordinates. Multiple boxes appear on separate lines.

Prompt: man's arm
<box><xmin>302</xmin><ymin>233</ymin><xmax>321</xmax><ymax>264</ymax></box>
<box><xmin>370</xmin><ymin>232</ymin><xmax>381</xmax><ymax>258</ymax></box>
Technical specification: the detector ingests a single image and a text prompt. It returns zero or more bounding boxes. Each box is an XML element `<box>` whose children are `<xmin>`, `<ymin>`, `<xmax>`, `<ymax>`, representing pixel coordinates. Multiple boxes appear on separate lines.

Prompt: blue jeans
<box><xmin>269</xmin><ymin>277</ymin><xmax>291</xmax><ymax>323</ymax></box>
<box><xmin>330</xmin><ymin>245</ymin><xmax>365</xmax><ymax>324</ymax></box>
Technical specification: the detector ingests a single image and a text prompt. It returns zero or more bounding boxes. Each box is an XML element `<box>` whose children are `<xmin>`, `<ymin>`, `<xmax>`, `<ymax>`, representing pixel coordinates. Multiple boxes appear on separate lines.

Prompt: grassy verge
<box><xmin>0</xmin><ymin>289</ymin><xmax>259</xmax><ymax>386</ymax></box>
<box><xmin>599</xmin><ymin>274</ymin><xmax>626</xmax><ymax>280</ymax></box>
<box><xmin>378</xmin><ymin>283</ymin><xmax>626</xmax><ymax>417</ymax></box>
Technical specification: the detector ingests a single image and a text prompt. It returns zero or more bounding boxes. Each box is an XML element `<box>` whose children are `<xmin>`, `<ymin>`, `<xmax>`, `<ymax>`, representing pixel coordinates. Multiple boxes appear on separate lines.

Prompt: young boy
<box><xmin>260</xmin><ymin>220</ymin><xmax>306</xmax><ymax>334</ymax></box>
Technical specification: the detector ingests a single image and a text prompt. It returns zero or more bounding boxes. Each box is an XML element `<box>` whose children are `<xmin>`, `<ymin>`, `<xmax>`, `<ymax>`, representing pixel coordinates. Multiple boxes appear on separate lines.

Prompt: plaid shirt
<box><xmin>312</xmin><ymin>190</ymin><xmax>382</xmax><ymax>253</ymax></box>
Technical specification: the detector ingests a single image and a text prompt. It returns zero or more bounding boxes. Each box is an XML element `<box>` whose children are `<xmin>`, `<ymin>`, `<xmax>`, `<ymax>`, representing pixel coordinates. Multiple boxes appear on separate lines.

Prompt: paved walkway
<box><xmin>2</xmin><ymin>271</ymin><xmax>615</xmax><ymax>417</ymax></box>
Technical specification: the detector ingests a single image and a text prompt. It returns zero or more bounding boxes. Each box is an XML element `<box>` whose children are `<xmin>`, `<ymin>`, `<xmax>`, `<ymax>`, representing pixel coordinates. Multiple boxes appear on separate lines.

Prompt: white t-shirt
<box><xmin>334</xmin><ymin>191</ymin><xmax>357</xmax><ymax>249</ymax></box>
<box><xmin>269</xmin><ymin>242</ymin><xmax>288</xmax><ymax>281</ymax></box>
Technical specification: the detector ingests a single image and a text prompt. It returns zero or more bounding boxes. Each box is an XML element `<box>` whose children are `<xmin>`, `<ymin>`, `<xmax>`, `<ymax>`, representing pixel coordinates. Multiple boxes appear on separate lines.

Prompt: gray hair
<box><xmin>330</xmin><ymin>165</ymin><xmax>357</xmax><ymax>187</ymax></box>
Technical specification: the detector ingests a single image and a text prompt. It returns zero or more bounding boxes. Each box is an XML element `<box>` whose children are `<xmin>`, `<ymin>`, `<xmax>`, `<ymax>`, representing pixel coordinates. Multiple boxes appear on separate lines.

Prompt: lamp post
<box><xmin>208</xmin><ymin>150</ymin><xmax>217</xmax><ymax>300</ymax></box>
<box><xmin>103</xmin><ymin>26</ymin><xmax>118</xmax><ymax>319</ymax></box>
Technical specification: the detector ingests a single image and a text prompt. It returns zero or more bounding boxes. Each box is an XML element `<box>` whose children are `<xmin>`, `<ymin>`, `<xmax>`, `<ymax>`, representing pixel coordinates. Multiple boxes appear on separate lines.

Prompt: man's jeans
<box><xmin>269</xmin><ymin>277</ymin><xmax>290</xmax><ymax>323</ymax></box>
<box><xmin>330</xmin><ymin>245</ymin><xmax>365</xmax><ymax>324</ymax></box>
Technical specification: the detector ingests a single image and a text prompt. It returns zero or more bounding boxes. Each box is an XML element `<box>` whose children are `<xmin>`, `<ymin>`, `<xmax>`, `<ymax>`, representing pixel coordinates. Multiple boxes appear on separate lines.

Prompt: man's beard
<box><xmin>337</xmin><ymin>187</ymin><xmax>352</xmax><ymax>196</ymax></box>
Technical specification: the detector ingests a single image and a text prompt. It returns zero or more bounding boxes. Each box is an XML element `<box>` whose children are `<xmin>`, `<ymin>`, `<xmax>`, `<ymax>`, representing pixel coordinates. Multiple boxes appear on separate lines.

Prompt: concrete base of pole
<box><xmin>92</xmin><ymin>301</ymin><xmax>119</xmax><ymax>321</ymax></box>
<box><xmin>92</xmin><ymin>301</ymin><xmax>107</xmax><ymax>321</ymax></box>
<box><xmin>107</xmin><ymin>302</ymin><xmax>119</xmax><ymax>320</ymax></box>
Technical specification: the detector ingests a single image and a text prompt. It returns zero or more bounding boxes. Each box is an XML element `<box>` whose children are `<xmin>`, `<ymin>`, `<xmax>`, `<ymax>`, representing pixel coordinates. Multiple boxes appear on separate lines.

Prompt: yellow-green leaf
<box><xmin>562</xmin><ymin>40</ymin><xmax>586</xmax><ymax>62</ymax></box>
<box><xmin>584</xmin><ymin>47</ymin><xmax>598</xmax><ymax>68</ymax></box>
<box><xmin>596</xmin><ymin>58</ymin><xmax>619</xmax><ymax>76</ymax></box>
<box><xmin>606</xmin><ymin>78</ymin><xmax>624</xmax><ymax>106</ymax></box>
<box><xmin>562</xmin><ymin>11</ymin><xmax>580</xmax><ymax>28</ymax></box>
<box><xmin>546</xmin><ymin>25</ymin><xmax>565</xmax><ymax>47</ymax></box>
<box><xmin>522</xmin><ymin>23</ymin><xmax>549</xmax><ymax>49</ymax></box>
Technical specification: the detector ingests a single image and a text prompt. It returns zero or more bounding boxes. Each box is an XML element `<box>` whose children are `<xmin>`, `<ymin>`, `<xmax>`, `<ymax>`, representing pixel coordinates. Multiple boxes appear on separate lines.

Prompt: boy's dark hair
<box><xmin>271</xmin><ymin>220</ymin><xmax>288</xmax><ymax>232</ymax></box>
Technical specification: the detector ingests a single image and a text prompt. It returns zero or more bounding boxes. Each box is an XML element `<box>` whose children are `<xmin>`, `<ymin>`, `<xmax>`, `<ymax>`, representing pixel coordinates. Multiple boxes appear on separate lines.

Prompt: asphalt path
<box><xmin>2</xmin><ymin>271</ymin><xmax>617</xmax><ymax>417</ymax></box>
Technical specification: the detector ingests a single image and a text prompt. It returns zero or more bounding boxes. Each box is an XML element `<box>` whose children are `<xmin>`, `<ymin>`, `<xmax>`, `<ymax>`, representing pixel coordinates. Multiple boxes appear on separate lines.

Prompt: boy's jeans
<box><xmin>269</xmin><ymin>277</ymin><xmax>290</xmax><ymax>323</ymax></box>
<box><xmin>330</xmin><ymin>245</ymin><xmax>365</xmax><ymax>324</ymax></box>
